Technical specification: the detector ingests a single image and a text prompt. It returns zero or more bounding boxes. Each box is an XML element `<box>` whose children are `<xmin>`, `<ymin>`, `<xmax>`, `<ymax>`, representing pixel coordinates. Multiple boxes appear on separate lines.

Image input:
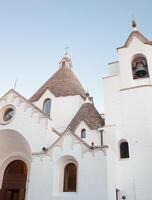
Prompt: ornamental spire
<box><xmin>132</xmin><ymin>16</ymin><xmax>138</xmax><ymax>31</ymax></box>
<box><xmin>65</xmin><ymin>46</ymin><xmax>70</xmax><ymax>56</ymax></box>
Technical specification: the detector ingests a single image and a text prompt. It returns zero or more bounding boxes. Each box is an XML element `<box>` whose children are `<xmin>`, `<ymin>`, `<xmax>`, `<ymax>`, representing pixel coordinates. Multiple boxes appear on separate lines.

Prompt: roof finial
<box><xmin>65</xmin><ymin>46</ymin><xmax>70</xmax><ymax>56</ymax></box>
<box><xmin>132</xmin><ymin>15</ymin><xmax>137</xmax><ymax>31</ymax></box>
<box><xmin>86</xmin><ymin>88</ymin><xmax>90</xmax><ymax>97</ymax></box>
<box><xmin>13</xmin><ymin>79</ymin><xmax>18</xmax><ymax>90</ymax></box>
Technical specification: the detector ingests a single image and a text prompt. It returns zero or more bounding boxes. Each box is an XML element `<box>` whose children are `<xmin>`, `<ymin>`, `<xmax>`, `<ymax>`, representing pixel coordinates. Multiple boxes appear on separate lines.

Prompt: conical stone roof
<box><xmin>30</xmin><ymin>58</ymin><xmax>86</xmax><ymax>102</ymax></box>
<box><xmin>68</xmin><ymin>102</ymin><xmax>104</xmax><ymax>131</ymax></box>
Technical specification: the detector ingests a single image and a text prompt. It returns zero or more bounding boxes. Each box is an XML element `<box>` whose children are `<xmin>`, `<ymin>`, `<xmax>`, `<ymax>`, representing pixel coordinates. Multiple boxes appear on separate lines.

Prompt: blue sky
<box><xmin>0</xmin><ymin>0</ymin><xmax>151</xmax><ymax>112</ymax></box>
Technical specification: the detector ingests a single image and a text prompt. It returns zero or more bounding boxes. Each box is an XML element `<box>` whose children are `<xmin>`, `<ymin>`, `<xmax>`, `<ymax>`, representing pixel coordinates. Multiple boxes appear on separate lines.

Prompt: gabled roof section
<box><xmin>29</xmin><ymin>57</ymin><xmax>86</xmax><ymax>102</ymax></box>
<box><xmin>32</xmin><ymin>129</ymin><xmax>91</xmax><ymax>155</ymax></box>
<box><xmin>51</xmin><ymin>128</ymin><xmax>91</xmax><ymax>150</ymax></box>
<box><xmin>0</xmin><ymin>89</ymin><xmax>50</xmax><ymax>119</ymax></box>
<box><xmin>32</xmin><ymin>128</ymin><xmax>108</xmax><ymax>155</ymax></box>
<box><xmin>68</xmin><ymin>102</ymin><xmax>104</xmax><ymax>132</ymax></box>
<box><xmin>118</xmin><ymin>31</ymin><xmax>152</xmax><ymax>50</ymax></box>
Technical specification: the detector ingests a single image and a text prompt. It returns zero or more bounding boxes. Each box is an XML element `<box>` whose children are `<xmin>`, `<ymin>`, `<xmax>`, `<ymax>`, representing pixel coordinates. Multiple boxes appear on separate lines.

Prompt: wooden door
<box><xmin>4</xmin><ymin>190</ymin><xmax>19</xmax><ymax>200</ymax></box>
<box><xmin>1</xmin><ymin>160</ymin><xmax>27</xmax><ymax>200</ymax></box>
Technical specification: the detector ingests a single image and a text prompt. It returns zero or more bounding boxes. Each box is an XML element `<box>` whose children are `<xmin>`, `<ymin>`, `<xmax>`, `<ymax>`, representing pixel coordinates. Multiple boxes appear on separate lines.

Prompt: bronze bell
<box><xmin>135</xmin><ymin>62</ymin><xmax>148</xmax><ymax>78</ymax></box>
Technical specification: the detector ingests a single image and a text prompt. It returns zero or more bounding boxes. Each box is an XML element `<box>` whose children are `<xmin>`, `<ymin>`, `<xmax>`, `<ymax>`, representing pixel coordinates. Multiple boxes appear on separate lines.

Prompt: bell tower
<box><xmin>104</xmin><ymin>21</ymin><xmax>152</xmax><ymax>200</ymax></box>
<box><xmin>117</xmin><ymin>20</ymin><xmax>152</xmax><ymax>89</ymax></box>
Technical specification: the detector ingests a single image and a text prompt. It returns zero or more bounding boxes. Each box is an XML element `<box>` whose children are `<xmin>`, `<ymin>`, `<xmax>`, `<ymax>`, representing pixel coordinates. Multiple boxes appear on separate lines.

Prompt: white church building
<box><xmin>0</xmin><ymin>21</ymin><xmax>152</xmax><ymax>200</ymax></box>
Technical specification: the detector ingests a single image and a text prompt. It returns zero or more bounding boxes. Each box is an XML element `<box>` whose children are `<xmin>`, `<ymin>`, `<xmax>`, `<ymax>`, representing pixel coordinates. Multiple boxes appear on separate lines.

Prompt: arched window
<box><xmin>81</xmin><ymin>129</ymin><xmax>86</xmax><ymax>138</ymax></box>
<box><xmin>120</xmin><ymin>141</ymin><xmax>129</xmax><ymax>159</ymax></box>
<box><xmin>132</xmin><ymin>54</ymin><xmax>149</xmax><ymax>79</ymax></box>
<box><xmin>63</xmin><ymin>163</ymin><xmax>77</xmax><ymax>192</ymax></box>
<box><xmin>43</xmin><ymin>98</ymin><xmax>51</xmax><ymax>117</ymax></box>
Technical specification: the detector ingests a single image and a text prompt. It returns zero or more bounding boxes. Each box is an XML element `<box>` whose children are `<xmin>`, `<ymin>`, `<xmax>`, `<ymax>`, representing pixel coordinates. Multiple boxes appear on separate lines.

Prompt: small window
<box><xmin>0</xmin><ymin>105</ymin><xmax>15</xmax><ymax>125</ymax></box>
<box><xmin>116</xmin><ymin>189</ymin><xmax>120</xmax><ymax>200</ymax></box>
<box><xmin>3</xmin><ymin>108</ymin><xmax>14</xmax><ymax>122</ymax></box>
<box><xmin>62</xmin><ymin>61</ymin><xmax>66</xmax><ymax>68</ymax></box>
<box><xmin>43</xmin><ymin>98</ymin><xmax>51</xmax><ymax>117</ymax></box>
<box><xmin>63</xmin><ymin>163</ymin><xmax>77</xmax><ymax>192</ymax></box>
<box><xmin>120</xmin><ymin>141</ymin><xmax>129</xmax><ymax>159</ymax></box>
<box><xmin>81</xmin><ymin>129</ymin><xmax>86</xmax><ymax>138</ymax></box>
<box><xmin>132</xmin><ymin>55</ymin><xmax>149</xmax><ymax>79</ymax></box>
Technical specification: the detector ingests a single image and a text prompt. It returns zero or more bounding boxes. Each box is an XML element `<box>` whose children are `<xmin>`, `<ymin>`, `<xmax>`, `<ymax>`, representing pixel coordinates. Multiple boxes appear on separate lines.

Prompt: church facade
<box><xmin>0</xmin><ymin>22</ymin><xmax>152</xmax><ymax>200</ymax></box>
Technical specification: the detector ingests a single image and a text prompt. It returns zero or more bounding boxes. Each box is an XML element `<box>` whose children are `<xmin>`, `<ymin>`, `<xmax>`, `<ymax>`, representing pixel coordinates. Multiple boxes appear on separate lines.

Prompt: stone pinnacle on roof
<box><xmin>65</xmin><ymin>46</ymin><xmax>70</xmax><ymax>55</ymax></box>
<box><xmin>86</xmin><ymin>88</ymin><xmax>90</xmax><ymax>97</ymax></box>
<box><xmin>132</xmin><ymin>17</ymin><xmax>138</xmax><ymax>31</ymax></box>
<box><xmin>59</xmin><ymin>51</ymin><xmax>73</xmax><ymax>69</ymax></box>
<box><xmin>117</xmin><ymin>20</ymin><xmax>152</xmax><ymax>49</ymax></box>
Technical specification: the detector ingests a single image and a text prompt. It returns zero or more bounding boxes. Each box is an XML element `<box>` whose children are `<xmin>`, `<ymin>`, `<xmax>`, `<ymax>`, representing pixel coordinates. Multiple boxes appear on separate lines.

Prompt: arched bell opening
<box><xmin>132</xmin><ymin>54</ymin><xmax>149</xmax><ymax>79</ymax></box>
<box><xmin>1</xmin><ymin>160</ymin><xmax>28</xmax><ymax>200</ymax></box>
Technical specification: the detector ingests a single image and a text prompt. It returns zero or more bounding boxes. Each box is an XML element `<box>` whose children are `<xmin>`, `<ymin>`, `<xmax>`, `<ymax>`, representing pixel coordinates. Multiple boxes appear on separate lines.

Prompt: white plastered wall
<box><xmin>104</xmin><ymin>34</ymin><xmax>152</xmax><ymax>200</ymax></box>
<box><xmin>0</xmin><ymin>89</ymin><xmax>106</xmax><ymax>200</ymax></box>
<box><xmin>0</xmin><ymin>90</ymin><xmax>59</xmax><ymax>153</ymax></box>
<box><xmin>75</xmin><ymin>121</ymin><xmax>102</xmax><ymax>146</ymax></box>
<box><xmin>27</xmin><ymin>133</ymin><xmax>108</xmax><ymax>200</ymax></box>
<box><xmin>33</xmin><ymin>90</ymin><xmax>84</xmax><ymax>132</ymax></box>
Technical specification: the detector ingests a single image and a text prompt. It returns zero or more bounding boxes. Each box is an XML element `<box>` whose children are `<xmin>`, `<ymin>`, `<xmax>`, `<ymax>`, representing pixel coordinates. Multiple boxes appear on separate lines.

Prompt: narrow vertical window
<box><xmin>120</xmin><ymin>141</ymin><xmax>129</xmax><ymax>159</ymax></box>
<box><xmin>116</xmin><ymin>189</ymin><xmax>120</xmax><ymax>200</ymax></box>
<box><xmin>63</xmin><ymin>163</ymin><xmax>77</xmax><ymax>192</ymax></box>
<box><xmin>43</xmin><ymin>98</ymin><xmax>51</xmax><ymax>117</ymax></box>
<box><xmin>62</xmin><ymin>61</ymin><xmax>66</xmax><ymax>68</ymax></box>
<box><xmin>81</xmin><ymin>129</ymin><xmax>86</xmax><ymax>138</ymax></box>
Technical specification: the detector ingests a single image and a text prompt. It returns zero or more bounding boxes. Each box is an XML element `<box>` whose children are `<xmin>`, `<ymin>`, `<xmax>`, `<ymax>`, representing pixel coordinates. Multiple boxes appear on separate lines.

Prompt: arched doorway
<box><xmin>0</xmin><ymin>160</ymin><xmax>27</xmax><ymax>200</ymax></box>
